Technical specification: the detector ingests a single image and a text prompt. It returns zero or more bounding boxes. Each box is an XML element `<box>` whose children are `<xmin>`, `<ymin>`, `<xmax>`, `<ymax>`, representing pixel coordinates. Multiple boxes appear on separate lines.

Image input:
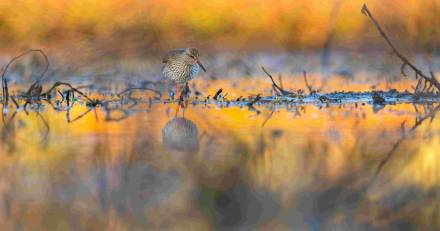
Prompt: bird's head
<box><xmin>185</xmin><ymin>48</ymin><xmax>206</xmax><ymax>72</ymax></box>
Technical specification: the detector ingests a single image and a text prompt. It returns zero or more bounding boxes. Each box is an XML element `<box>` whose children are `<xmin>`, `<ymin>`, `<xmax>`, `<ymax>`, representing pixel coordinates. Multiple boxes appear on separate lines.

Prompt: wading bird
<box><xmin>161</xmin><ymin>48</ymin><xmax>206</xmax><ymax>99</ymax></box>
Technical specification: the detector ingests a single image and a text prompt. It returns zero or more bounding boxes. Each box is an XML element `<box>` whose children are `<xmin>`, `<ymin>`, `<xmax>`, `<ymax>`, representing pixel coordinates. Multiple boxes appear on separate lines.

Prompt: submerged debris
<box><xmin>372</xmin><ymin>91</ymin><xmax>385</xmax><ymax>105</ymax></box>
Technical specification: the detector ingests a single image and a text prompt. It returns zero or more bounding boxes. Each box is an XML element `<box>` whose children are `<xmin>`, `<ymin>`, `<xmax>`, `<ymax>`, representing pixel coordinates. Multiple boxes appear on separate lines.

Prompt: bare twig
<box><xmin>361</xmin><ymin>4</ymin><xmax>440</xmax><ymax>94</ymax></box>
<box><xmin>10</xmin><ymin>96</ymin><xmax>19</xmax><ymax>109</ymax></box>
<box><xmin>246</xmin><ymin>94</ymin><xmax>262</xmax><ymax>114</ymax></box>
<box><xmin>41</xmin><ymin>81</ymin><xmax>101</xmax><ymax>106</ymax></box>
<box><xmin>261</xmin><ymin>66</ymin><xmax>294</xmax><ymax>96</ymax></box>
<box><xmin>213</xmin><ymin>88</ymin><xmax>223</xmax><ymax>100</ymax></box>
<box><xmin>42</xmin><ymin>81</ymin><xmax>91</xmax><ymax>101</ymax></box>
<box><xmin>303</xmin><ymin>71</ymin><xmax>314</xmax><ymax>95</ymax></box>
<box><xmin>1</xmin><ymin>50</ymin><xmax>49</xmax><ymax>106</ymax></box>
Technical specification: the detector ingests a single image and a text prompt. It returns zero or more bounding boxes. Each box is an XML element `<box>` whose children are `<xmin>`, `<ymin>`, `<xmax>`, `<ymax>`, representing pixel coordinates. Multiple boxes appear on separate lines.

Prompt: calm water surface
<box><xmin>0</xmin><ymin>78</ymin><xmax>440</xmax><ymax>230</ymax></box>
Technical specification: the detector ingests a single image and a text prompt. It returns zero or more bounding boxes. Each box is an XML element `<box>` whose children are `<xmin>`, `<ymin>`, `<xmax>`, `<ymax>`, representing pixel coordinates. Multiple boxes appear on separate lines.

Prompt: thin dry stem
<box><xmin>1</xmin><ymin>49</ymin><xmax>49</xmax><ymax>106</ymax></box>
<box><xmin>303</xmin><ymin>71</ymin><xmax>314</xmax><ymax>95</ymax></box>
<box><xmin>362</xmin><ymin>4</ymin><xmax>440</xmax><ymax>94</ymax></box>
<box><xmin>261</xmin><ymin>66</ymin><xmax>294</xmax><ymax>96</ymax></box>
<box><xmin>41</xmin><ymin>81</ymin><xmax>100</xmax><ymax>106</ymax></box>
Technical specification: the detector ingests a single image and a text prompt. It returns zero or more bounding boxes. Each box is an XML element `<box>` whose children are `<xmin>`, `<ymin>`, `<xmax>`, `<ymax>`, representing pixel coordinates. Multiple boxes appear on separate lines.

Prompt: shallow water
<box><xmin>1</xmin><ymin>50</ymin><xmax>440</xmax><ymax>230</ymax></box>
<box><xmin>1</xmin><ymin>78</ymin><xmax>440</xmax><ymax>230</ymax></box>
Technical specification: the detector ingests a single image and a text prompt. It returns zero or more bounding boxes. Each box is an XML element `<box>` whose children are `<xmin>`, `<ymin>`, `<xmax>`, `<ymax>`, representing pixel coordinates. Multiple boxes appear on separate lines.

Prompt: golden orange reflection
<box><xmin>0</xmin><ymin>82</ymin><xmax>439</xmax><ymax>229</ymax></box>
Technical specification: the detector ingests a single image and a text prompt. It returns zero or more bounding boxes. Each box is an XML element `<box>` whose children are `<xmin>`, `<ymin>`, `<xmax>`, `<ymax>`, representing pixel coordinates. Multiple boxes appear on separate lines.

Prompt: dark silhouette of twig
<box><xmin>213</xmin><ymin>88</ymin><xmax>223</xmax><ymax>100</ymax></box>
<box><xmin>261</xmin><ymin>66</ymin><xmax>295</xmax><ymax>96</ymax></box>
<box><xmin>303</xmin><ymin>71</ymin><xmax>315</xmax><ymax>95</ymax></box>
<box><xmin>41</xmin><ymin>81</ymin><xmax>101</xmax><ymax>106</ymax></box>
<box><xmin>1</xmin><ymin>50</ymin><xmax>49</xmax><ymax>106</ymax></box>
<box><xmin>246</xmin><ymin>94</ymin><xmax>262</xmax><ymax>114</ymax></box>
<box><xmin>361</xmin><ymin>4</ymin><xmax>440</xmax><ymax>94</ymax></box>
<box><xmin>10</xmin><ymin>96</ymin><xmax>19</xmax><ymax>109</ymax></box>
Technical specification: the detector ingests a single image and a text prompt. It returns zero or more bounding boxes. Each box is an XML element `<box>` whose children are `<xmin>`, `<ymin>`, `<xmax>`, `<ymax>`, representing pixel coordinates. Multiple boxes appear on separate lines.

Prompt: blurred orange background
<box><xmin>0</xmin><ymin>0</ymin><xmax>438</xmax><ymax>56</ymax></box>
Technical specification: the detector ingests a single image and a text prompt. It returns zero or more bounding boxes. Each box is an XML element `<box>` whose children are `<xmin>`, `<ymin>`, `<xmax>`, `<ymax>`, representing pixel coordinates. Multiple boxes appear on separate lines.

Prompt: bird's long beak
<box><xmin>197</xmin><ymin>59</ymin><xmax>207</xmax><ymax>72</ymax></box>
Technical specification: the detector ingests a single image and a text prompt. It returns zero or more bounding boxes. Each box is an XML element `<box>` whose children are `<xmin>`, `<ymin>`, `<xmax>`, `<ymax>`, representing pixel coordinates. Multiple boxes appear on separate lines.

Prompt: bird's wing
<box><xmin>162</xmin><ymin>49</ymin><xmax>185</xmax><ymax>63</ymax></box>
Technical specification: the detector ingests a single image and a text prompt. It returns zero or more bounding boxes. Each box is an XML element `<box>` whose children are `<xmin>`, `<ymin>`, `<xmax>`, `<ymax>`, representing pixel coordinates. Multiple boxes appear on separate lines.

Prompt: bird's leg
<box><xmin>174</xmin><ymin>104</ymin><xmax>180</xmax><ymax>117</ymax></box>
<box><xmin>178</xmin><ymin>83</ymin><xmax>186</xmax><ymax>108</ymax></box>
<box><xmin>175</xmin><ymin>83</ymin><xmax>179</xmax><ymax>100</ymax></box>
<box><xmin>175</xmin><ymin>83</ymin><xmax>181</xmax><ymax>116</ymax></box>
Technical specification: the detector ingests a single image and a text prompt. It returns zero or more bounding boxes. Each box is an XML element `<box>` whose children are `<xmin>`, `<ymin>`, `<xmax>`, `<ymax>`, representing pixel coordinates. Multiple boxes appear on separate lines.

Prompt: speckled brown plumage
<box><xmin>161</xmin><ymin>48</ymin><xmax>206</xmax><ymax>84</ymax></box>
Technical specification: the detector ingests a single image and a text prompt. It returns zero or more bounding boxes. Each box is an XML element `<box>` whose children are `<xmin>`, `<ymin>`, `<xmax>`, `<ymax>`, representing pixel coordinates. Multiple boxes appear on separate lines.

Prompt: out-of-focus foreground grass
<box><xmin>0</xmin><ymin>0</ymin><xmax>438</xmax><ymax>56</ymax></box>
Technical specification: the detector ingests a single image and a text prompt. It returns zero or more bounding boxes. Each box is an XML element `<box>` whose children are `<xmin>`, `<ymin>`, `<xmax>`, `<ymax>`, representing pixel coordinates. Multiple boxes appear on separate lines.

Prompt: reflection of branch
<box><xmin>68</xmin><ymin>108</ymin><xmax>93</xmax><ymax>123</ymax></box>
<box><xmin>36</xmin><ymin>112</ymin><xmax>50</xmax><ymax>145</ymax></box>
<box><xmin>103</xmin><ymin>106</ymin><xmax>131</xmax><ymax>122</ymax></box>
<box><xmin>1</xmin><ymin>109</ymin><xmax>18</xmax><ymax>152</ymax></box>
<box><xmin>117</xmin><ymin>87</ymin><xmax>162</xmax><ymax>98</ymax></box>
<box><xmin>372</xmin><ymin>131</ymin><xmax>406</xmax><ymax>180</ymax></box>
<box><xmin>262</xmin><ymin>110</ymin><xmax>275</xmax><ymax>127</ymax></box>
<box><xmin>247</xmin><ymin>94</ymin><xmax>262</xmax><ymax>114</ymax></box>
<box><xmin>361</xmin><ymin>4</ymin><xmax>440</xmax><ymax>93</ymax></box>
<box><xmin>371</xmin><ymin>104</ymin><xmax>440</xmax><ymax>183</ymax></box>
<box><xmin>2</xmin><ymin>109</ymin><xmax>17</xmax><ymax>136</ymax></box>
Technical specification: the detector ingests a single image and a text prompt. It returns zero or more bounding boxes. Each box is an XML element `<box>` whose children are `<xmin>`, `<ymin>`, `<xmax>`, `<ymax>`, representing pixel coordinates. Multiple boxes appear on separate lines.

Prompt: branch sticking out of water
<box><xmin>303</xmin><ymin>71</ymin><xmax>316</xmax><ymax>95</ymax></box>
<box><xmin>1</xmin><ymin>49</ymin><xmax>49</xmax><ymax>106</ymax></box>
<box><xmin>41</xmin><ymin>81</ymin><xmax>101</xmax><ymax>107</ymax></box>
<box><xmin>213</xmin><ymin>88</ymin><xmax>223</xmax><ymax>100</ymax></box>
<box><xmin>361</xmin><ymin>4</ymin><xmax>440</xmax><ymax>94</ymax></box>
<box><xmin>261</xmin><ymin>66</ymin><xmax>295</xmax><ymax>96</ymax></box>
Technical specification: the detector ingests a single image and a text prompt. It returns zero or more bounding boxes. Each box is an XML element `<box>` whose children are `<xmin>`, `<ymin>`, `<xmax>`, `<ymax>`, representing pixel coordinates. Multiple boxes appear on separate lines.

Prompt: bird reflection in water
<box><xmin>94</xmin><ymin>118</ymin><xmax>201</xmax><ymax>227</ymax></box>
<box><xmin>162</xmin><ymin>117</ymin><xmax>199</xmax><ymax>152</ymax></box>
